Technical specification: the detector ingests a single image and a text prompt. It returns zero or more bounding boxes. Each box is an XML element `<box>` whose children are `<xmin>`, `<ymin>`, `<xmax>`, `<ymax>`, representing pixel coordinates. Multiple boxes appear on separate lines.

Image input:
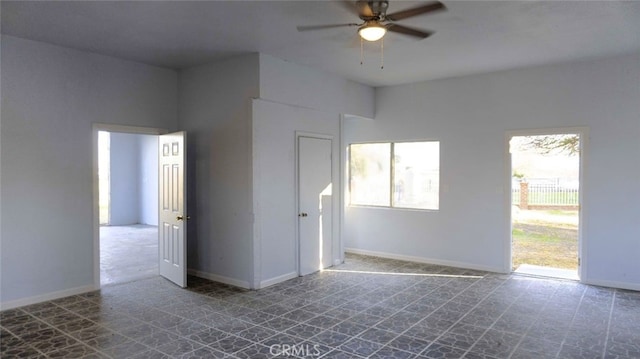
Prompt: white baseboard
<box><xmin>583</xmin><ymin>278</ymin><xmax>640</xmax><ymax>292</ymax></box>
<box><xmin>345</xmin><ymin>248</ymin><xmax>503</xmax><ymax>273</ymax></box>
<box><xmin>187</xmin><ymin>269</ymin><xmax>251</xmax><ymax>289</ymax></box>
<box><xmin>259</xmin><ymin>271</ymin><xmax>298</xmax><ymax>289</ymax></box>
<box><xmin>0</xmin><ymin>284</ymin><xmax>97</xmax><ymax>311</ymax></box>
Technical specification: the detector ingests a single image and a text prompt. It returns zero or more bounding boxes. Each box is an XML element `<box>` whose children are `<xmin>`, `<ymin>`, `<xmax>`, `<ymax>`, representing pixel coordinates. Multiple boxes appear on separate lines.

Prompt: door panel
<box><xmin>159</xmin><ymin>131</ymin><xmax>187</xmax><ymax>287</ymax></box>
<box><xmin>298</xmin><ymin>136</ymin><xmax>332</xmax><ymax>276</ymax></box>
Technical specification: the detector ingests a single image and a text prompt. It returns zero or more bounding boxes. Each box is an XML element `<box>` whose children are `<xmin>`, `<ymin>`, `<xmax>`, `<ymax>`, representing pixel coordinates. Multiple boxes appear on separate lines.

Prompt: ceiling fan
<box><xmin>297</xmin><ymin>0</ymin><xmax>446</xmax><ymax>42</ymax></box>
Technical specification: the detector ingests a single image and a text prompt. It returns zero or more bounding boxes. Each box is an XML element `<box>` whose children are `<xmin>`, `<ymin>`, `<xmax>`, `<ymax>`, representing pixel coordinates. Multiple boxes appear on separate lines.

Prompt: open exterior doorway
<box><xmin>508</xmin><ymin>129</ymin><xmax>585</xmax><ymax>280</ymax></box>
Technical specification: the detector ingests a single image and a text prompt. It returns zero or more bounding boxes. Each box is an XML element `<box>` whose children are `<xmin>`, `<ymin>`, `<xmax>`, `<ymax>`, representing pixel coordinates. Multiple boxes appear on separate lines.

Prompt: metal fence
<box><xmin>513</xmin><ymin>182</ymin><xmax>579</xmax><ymax>206</ymax></box>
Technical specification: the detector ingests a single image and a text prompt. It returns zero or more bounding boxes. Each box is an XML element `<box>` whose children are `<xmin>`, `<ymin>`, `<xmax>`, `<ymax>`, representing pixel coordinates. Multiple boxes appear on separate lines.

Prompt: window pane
<box><xmin>393</xmin><ymin>142</ymin><xmax>439</xmax><ymax>210</ymax></box>
<box><xmin>349</xmin><ymin>143</ymin><xmax>391</xmax><ymax>206</ymax></box>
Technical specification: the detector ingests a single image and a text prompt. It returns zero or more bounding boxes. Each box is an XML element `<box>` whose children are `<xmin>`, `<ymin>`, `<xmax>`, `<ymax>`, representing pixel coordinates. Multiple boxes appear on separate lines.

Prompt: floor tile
<box><xmin>311</xmin><ymin>330</ymin><xmax>352</xmax><ymax>347</ymax></box>
<box><xmin>321</xmin><ymin>348</ymin><xmax>364</xmax><ymax>358</ymax></box>
<box><xmin>208</xmin><ymin>335</ymin><xmax>253</xmax><ymax>354</ymax></box>
<box><xmin>136</xmin><ymin>330</ymin><xmax>180</xmax><ymax>348</ymax></box>
<box><xmin>261</xmin><ymin>332</ymin><xmax>303</xmax><ymax>347</ymax></box>
<box><xmin>558</xmin><ymin>343</ymin><xmax>604</xmax><ymax>359</ymax></box>
<box><xmin>30</xmin><ymin>331</ymin><xmax>79</xmax><ymax>354</ymax></box>
<box><xmin>469</xmin><ymin>329</ymin><xmax>521</xmax><ymax>358</ymax></box>
<box><xmin>338</xmin><ymin>337</ymin><xmax>383</xmax><ymax>356</ymax></box>
<box><xmin>236</xmin><ymin>325</ymin><xmax>277</xmax><ymax>342</ymax></box>
<box><xmin>369</xmin><ymin>346</ymin><xmax>415</xmax><ymax>359</ymax></box>
<box><xmin>235</xmin><ymin>343</ymin><xmax>274</xmax><ymax>359</ymax></box>
<box><xmin>1</xmin><ymin>341</ymin><xmax>41</xmax><ymax>358</ymax></box>
<box><xmin>0</xmin><ymin>253</ymin><xmax>637</xmax><ymax>359</ymax></box>
<box><xmin>156</xmin><ymin>337</ymin><xmax>204</xmax><ymax>356</ymax></box>
<box><xmin>47</xmin><ymin>343</ymin><xmax>98</xmax><ymax>358</ymax></box>
<box><xmin>101</xmin><ymin>340</ymin><xmax>149</xmax><ymax>357</ymax></box>
<box><xmin>490</xmin><ymin>312</ymin><xmax>533</xmax><ymax>334</ymax></box>
<box><xmin>515</xmin><ymin>335</ymin><xmax>560</xmax><ymax>357</ymax></box>
<box><xmin>304</xmin><ymin>315</ymin><xmax>343</xmax><ymax>329</ymax></box>
<box><xmin>187</xmin><ymin>327</ymin><xmax>230</xmax><ymax>345</ymax></box>
<box><xmin>387</xmin><ymin>334</ymin><xmax>432</xmax><ymax>354</ymax></box>
<box><xmin>435</xmin><ymin>323</ymin><xmax>487</xmax><ymax>350</ymax></box>
<box><xmin>418</xmin><ymin>343</ymin><xmax>467</xmax><ymax>358</ymax></box>
<box><xmin>605</xmin><ymin>341</ymin><xmax>640</xmax><ymax>359</ymax></box>
<box><xmin>130</xmin><ymin>348</ymin><xmax>170</xmax><ymax>359</ymax></box>
<box><xmin>323</xmin><ymin>320</ymin><xmax>366</xmax><ymax>337</ymax></box>
<box><xmin>286</xmin><ymin>323</ymin><xmax>325</xmax><ymax>340</ymax></box>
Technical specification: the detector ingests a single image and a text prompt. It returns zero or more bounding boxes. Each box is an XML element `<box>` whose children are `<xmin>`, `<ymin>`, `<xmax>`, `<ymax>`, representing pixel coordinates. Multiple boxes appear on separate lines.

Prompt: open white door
<box><xmin>159</xmin><ymin>131</ymin><xmax>187</xmax><ymax>287</ymax></box>
<box><xmin>298</xmin><ymin>136</ymin><xmax>333</xmax><ymax>276</ymax></box>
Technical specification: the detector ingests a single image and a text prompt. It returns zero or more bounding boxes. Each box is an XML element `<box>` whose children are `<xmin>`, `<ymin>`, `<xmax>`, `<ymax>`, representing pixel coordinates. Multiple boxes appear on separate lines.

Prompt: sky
<box><xmin>510</xmin><ymin>135</ymin><xmax>580</xmax><ymax>181</ymax></box>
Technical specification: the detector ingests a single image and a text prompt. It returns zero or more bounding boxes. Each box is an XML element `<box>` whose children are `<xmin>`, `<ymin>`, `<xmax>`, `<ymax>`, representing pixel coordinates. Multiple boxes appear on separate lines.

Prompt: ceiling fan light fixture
<box><xmin>358</xmin><ymin>23</ymin><xmax>387</xmax><ymax>41</ymax></box>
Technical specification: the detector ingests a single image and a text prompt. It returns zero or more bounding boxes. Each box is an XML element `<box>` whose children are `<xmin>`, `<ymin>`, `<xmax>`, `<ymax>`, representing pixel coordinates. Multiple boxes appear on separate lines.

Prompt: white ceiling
<box><xmin>2</xmin><ymin>1</ymin><xmax>639</xmax><ymax>87</ymax></box>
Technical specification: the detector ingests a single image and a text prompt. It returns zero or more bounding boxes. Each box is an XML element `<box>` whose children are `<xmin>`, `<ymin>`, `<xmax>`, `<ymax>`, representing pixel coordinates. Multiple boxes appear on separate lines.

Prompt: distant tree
<box><xmin>523</xmin><ymin>134</ymin><xmax>579</xmax><ymax>156</ymax></box>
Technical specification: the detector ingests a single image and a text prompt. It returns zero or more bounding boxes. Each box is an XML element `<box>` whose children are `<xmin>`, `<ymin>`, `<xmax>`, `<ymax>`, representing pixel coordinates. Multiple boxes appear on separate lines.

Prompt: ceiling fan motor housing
<box><xmin>357</xmin><ymin>0</ymin><xmax>389</xmax><ymax>20</ymax></box>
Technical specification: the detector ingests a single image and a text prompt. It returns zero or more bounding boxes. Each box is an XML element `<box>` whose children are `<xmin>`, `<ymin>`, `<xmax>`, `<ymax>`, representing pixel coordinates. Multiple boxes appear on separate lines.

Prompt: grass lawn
<box><xmin>512</xmin><ymin>209</ymin><xmax>578</xmax><ymax>270</ymax></box>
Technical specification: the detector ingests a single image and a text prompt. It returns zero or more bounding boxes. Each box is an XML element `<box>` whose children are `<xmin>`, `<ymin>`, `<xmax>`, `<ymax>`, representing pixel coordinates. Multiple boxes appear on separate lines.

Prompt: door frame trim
<box><xmin>504</xmin><ymin>126</ymin><xmax>589</xmax><ymax>281</ymax></box>
<box><xmin>92</xmin><ymin>123</ymin><xmax>167</xmax><ymax>289</ymax></box>
<box><xmin>295</xmin><ymin>132</ymin><xmax>334</xmax><ymax>276</ymax></box>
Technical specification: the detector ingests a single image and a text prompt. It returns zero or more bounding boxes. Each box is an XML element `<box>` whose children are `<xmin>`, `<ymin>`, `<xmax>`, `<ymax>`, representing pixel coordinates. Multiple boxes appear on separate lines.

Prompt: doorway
<box><xmin>508</xmin><ymin>130</ymin><xmax>584</xmax><ymax>280</ymax></box>
<box><xmin>97</xmin><ymin>130</ymin><xmax>160</xmax><ymax>286</ymax></box>
<box><xmin>297</xmin><ymin>135</ymin><xmax>333</xmax><ymax>276</ymax></box>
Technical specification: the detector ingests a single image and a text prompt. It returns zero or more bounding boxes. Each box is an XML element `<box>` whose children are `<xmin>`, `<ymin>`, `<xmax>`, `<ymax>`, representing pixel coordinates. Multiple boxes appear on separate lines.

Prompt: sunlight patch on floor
<box><xmin>514</xmin><ymin>263</ymin><xmax>578</xmax><ymax>281</ymax></box>
<box><xmin>323</xmin><ymin>268</ymin><xmax>483</xmax><ymax>279</ymax></box>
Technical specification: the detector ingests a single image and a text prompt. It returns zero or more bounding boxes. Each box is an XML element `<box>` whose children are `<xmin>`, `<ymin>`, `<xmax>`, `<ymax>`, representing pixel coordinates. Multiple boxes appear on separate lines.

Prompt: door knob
<box><xmin>298</xmin><ymin>213</ymin><xmax>308</xmax><ymax>217</ymax></box>
<box><xmin>177</xmin><ymin>215</ymin><xmax>190</xmax><ymax>221</ymax></box>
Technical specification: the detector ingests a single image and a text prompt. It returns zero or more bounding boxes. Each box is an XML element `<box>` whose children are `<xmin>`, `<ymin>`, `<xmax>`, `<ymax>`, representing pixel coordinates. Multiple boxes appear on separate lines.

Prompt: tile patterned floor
<box><xmin>2</xmin><ymin>253</ymin><xmax>639</xmax><ymax>358</ymax></box>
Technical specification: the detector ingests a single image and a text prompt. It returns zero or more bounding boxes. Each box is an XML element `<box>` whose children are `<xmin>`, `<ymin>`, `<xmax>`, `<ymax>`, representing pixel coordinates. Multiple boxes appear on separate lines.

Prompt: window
<box><xmin>349</xmin><ymin>143</ymin><xmax>391</xmax><ymax>206</ymax></box>
<box><xmin>349</xmin><ymin>141</ymin><xmax>439</xmax><ymax>210</ymax></box>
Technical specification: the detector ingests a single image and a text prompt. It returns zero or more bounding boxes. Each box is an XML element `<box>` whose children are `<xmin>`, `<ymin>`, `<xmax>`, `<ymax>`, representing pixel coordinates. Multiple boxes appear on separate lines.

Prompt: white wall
<box><xmin>0</xmin><ymin>36</ymin><xmax>177</xmax><ymax>306</ymax></box>
<box><xmin>344</xmin><ymin>53</ymin><xmax>640</xmax><ymax>289</ymax></box>
<box><xmin>253</xmin><ymin>55</ymin><xmax>374</xmax><ymax>287</ymax></box>
<box><xmin>108</xmin><ymin>133</ymin><xmax>158</xmax><ymax>226</ymax></box>
<box><xmin>139</xmin><ymin>135</ymin><xmax>159</xmax><ymax>225</ymax></box>
<box><xmin>259</xmin><ymin>54</ymin><xmax>375</xmax><ymax>119</ymax></box>
<box><xmin>178</xmin><ymin>54</ymin><xmax>260</xmax><ymax>288</ymax></box>
<box><xmin>109</xmin><ymin>133</ymin><xmax>140</xmax><ymax>225</ymax></box>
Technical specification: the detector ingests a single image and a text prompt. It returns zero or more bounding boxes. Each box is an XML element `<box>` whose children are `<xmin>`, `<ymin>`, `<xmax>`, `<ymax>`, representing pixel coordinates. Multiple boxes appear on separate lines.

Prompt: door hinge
<box><xmin>578</xmin><ymin>258</ymin><xmax>581</xmax><ymax>266</ymax></box>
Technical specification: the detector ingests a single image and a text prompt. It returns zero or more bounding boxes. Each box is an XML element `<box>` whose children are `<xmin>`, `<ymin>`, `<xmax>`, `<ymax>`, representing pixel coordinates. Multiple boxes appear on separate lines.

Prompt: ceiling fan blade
<box><xmin>385</xmin><ymin>1</ymin><xmax>446</xmax><ymax>21</ymax></box>
<box><xmin>337</xmin><ymin>0</ymin><xmax>360</xmax><ymax>16</ymax></box>
<box><xmin>297</xmin><ymin>23</ymin><xmax>360</xmax><ymax>32</ymax></box>
<box><xmin>386</xmin><ymin>24</ymin><xmax>433</xmax><ymax>39</ymax></box>
<box><xmin>357</xmin><ymin>1</ymin><xmax>375</xmax><ymax>17</ymax></box>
